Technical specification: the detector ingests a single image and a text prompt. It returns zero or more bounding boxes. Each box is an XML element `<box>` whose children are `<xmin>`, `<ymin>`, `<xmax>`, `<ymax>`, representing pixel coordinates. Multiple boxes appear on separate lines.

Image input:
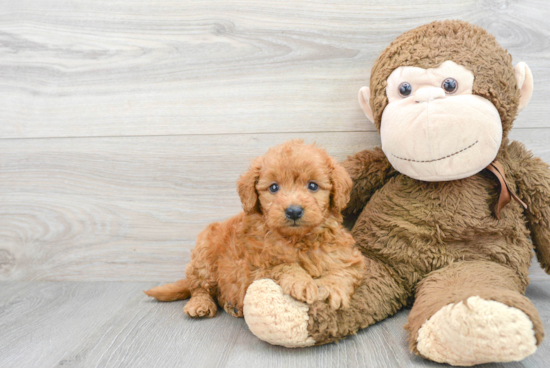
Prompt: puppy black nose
<box><xmin>285</xmin><ymin>205</ymin><xmax>304</xmax><ymax>220</ymax></box>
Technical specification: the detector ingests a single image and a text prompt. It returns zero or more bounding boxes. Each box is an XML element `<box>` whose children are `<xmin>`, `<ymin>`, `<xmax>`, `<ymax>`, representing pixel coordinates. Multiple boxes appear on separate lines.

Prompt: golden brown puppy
<box><xmin>145</xmin><ymin>140</ymin><xmax>366</xmax><ymax>318</ymax></box>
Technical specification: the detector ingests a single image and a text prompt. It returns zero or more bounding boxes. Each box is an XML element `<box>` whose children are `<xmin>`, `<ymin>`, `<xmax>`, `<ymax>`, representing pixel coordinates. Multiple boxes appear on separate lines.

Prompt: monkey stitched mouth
<box><xmin>391</xmin><ymin>141</ymin><xmax>478</xmax><ymax>163</ymax></box>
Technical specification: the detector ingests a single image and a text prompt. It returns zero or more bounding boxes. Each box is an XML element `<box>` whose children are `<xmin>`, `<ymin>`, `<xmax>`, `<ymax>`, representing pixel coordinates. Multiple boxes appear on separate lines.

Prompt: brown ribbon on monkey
<box><xmin>485</xmin><ymin>160</ymin><xmax>528</xmax><ymax>219</ymax></box>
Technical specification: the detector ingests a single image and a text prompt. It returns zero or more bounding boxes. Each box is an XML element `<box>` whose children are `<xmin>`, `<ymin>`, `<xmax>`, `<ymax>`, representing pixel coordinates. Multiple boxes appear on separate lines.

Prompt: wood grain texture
<box><xmin>0</xmin><ymin>280</ymin><xmax>548</xmax><ymax>368</ymax></box>
<box><xmin>0</xmin><ymin>0</ymin><xmax>549</xmax><ymax>139</ymax></box>
<box><xmin>0</xmin><ymin>132</ymin><xmax>380</xmax><ymax>281</ymax></box>
<box><xmin>0</xmin><ymin>281</ymin><xmax>156</xmax><ymax>368</ymax></box>
<box><xmin>1</xmin><ymin>130</ymin><xmax>550</xmax><ymax>281</ymax></box>
<box><xmin>0</xmin><ymin>1</ymin><xmax>549</xmax><ymax>367</ymax></box>
<box><xmin>0</xmin><ymin>0</ymin><xmax>549</xmax><ymax>283</ymax></box>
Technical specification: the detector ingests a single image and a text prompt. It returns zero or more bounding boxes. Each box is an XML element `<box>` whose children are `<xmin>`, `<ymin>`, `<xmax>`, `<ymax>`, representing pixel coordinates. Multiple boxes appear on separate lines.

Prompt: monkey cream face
<box><xmin>380</xmin><ymin>60</ymin><xmax>502</xmax><ymax>181</ymax></box>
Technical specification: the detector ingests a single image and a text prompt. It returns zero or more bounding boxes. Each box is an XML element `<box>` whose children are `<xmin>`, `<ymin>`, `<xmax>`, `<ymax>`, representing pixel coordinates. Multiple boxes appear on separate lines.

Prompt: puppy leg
<box><xmin>180</xmin><ymin>223</ymin><xmax>223</xmax><ymax>318</ymax></box>
<box><xmin>315</xmin><ymin>249</ymin><xmax>366</xmax><ymax>309</ymax></box>
<box><xmin>315</xmin><ymin>272</ymin><xmax>361</xmax><ymax>310</ymax></box>
<box><xmin>184</xmin><ymin>288</ymin><xmax>218</xmax><ymax>318</ymax></box>
<box><xmin>223</xmin><ymin>302</ymin><xmax>244</xmax><ymax>318</ymax></box>
<box><xmin>263</xmin><ymin>264</ymin><xmax>319</xmax><ymax>304</ymax></box>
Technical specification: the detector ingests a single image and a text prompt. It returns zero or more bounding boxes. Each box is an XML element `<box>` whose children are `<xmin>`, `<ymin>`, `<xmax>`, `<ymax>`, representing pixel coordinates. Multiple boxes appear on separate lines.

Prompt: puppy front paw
<box><xmin>279</xmin><ymin>276</ymin><xmax>318</xmax><ymax>304</ymax></box>
<box><xmin>315</xmin><ymin>281</ymin><xmax>351</xmax><ymax>310</ymax></box>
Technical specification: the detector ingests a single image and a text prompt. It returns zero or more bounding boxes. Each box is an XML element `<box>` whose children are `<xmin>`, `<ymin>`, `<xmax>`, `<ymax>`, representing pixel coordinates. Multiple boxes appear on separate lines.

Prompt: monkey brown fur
<box><xmin>243</xmin><ymin>21</ymin><xmax>549</xmax><ymax>366</ymax></box>
<box><xmin>145</xmin><ymin>140</ymin><xmax>366</xmax><ymax>318</ymax></box>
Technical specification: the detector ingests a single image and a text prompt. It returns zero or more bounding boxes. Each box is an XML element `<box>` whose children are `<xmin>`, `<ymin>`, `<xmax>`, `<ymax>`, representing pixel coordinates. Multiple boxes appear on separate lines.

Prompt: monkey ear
<box><xmin>237</xmin><ymin>157</ymin><xmax>262</xmax><ymax>214</ymax></box>
<box><xmin>329</xmin><ymin>157</ymin><xmax>353</xmax><ymax>213</ymax></box>
<box><xmin>358</xmin><ymin>86</ymin><xmax>375</xmax><ymax>123</ymax></box>
<box><xmin>514</xmin><ymin>62</ymin><xmax>534</xmax><ymax>112</ymax></box>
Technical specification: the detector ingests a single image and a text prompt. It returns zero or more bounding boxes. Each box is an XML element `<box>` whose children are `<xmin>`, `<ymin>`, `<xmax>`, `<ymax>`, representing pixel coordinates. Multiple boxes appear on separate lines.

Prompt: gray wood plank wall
<box><xmin>1</xmin><ymin>0</ymin><xmax>550</xmax><ymax>282</ymax></box>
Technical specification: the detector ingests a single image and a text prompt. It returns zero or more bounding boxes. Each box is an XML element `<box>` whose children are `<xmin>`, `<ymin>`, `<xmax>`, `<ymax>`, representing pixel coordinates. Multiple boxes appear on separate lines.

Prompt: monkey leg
<box><xmin>243</xmin><ymin>257</ymin><xmax>408</xmax><ymax>347</ymax></box>
<box><xmin>406</xmin><ymin>261</ymin><xmax>543</xmax><ymax>366</ymax></box>
<box><xmin>183</xmin><ymin>288</ymin><xmax>217</xmax><ymax>318</ymax></box>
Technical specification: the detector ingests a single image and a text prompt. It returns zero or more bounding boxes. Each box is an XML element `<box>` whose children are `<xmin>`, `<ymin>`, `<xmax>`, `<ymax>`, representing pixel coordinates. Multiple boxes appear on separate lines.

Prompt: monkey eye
<box><xmin>442</xmin><ymin>78</ymin><xmax>458</xmax><ymax>94</ymax></box>
<box><xmin>398</xmin><ymin>82</ymin><xmax>412</xmax><ymax>97</ymax></box>
<box><xmin>268</xmin><ymin>183</ymin><xmax>279</xmax><ymax>193</ymax></box>
<box><xmin>307</xmin><ymin>182</ymin><xmax>319</xmax><ymax>192</ymax></box>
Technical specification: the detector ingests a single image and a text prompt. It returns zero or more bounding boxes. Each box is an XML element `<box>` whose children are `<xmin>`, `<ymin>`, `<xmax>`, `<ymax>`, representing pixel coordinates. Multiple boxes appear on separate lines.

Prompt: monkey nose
<box><xmin>414</xmin><ymin>87</ymin><xmax>445</xmax><ymax>103</ymax></box>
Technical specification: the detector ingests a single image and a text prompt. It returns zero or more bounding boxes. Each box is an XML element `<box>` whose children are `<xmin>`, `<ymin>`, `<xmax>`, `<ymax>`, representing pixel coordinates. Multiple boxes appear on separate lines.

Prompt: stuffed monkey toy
<box><xmin>242</xmin><ymin>20</ymin><xmax>549</xmax><ymax>366</ymax></box>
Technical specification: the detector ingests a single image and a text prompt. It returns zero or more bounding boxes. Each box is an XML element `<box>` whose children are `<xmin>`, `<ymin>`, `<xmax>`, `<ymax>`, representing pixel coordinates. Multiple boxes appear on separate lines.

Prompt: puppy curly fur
<box><xmin>145</xmin><ymin>140</ymin><xmax>366</xmax><ymax>318</ymax></box>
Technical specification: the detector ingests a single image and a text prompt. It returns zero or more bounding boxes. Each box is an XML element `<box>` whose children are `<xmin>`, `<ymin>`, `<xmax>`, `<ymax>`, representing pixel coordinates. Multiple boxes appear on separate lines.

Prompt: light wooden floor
<box><xmin>0</xmin><ymin>279</ymin><xmax>548</xmax><ymax>368</ymax></box>
<box><xmin>1</xmin><ymin>0</ymin><xmax>550</xmax><ymax>367</ymax></box>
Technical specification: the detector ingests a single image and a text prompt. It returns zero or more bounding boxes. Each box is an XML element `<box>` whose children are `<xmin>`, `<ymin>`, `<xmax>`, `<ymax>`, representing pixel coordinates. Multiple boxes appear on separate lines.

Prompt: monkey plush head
<box><xmin>358</xmin><ymin>20</ymin><xmax>534</xmax><ymax>181</ymax></box>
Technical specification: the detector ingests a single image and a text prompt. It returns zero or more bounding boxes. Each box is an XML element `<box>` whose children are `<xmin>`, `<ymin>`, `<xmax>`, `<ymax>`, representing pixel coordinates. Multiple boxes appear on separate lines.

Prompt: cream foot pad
<box><xmin>417</xmin><ymin>296</ymin><xmax>537</xmax><ymax>366</ymax></box>
<box><xmin>243</xmin><ymin>279</ymin><xmax>315</xmax><ymax>348</ymax></box>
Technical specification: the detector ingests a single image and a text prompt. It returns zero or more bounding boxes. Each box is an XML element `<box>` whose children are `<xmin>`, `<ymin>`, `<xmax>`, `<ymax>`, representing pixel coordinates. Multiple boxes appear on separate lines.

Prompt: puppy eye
<box><xmin>307</xmin><ymin>182</ymin><xmax>319</xmax><ymax>192</ymax></box>
<box><xmin>398</xmin><ymin>82</ymin><xmax>412</xmax><ymax>97</ymax></box>
<box><xmin>268</xmin><ymin>183</ymin><xmax>279</xmax><ymax>193</ymax></box>
<box><xmin>442</xmin><ymin>78</ymin><xmax>458</xmax><ymax>94</ymax></box>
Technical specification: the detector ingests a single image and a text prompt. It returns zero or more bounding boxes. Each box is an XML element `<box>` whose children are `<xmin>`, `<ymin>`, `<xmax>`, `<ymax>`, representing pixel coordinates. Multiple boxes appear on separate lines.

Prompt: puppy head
<box><xmin>238</xmin><ymin>140</ymin><xmax>352</xmax><ymax>236</ymax></box>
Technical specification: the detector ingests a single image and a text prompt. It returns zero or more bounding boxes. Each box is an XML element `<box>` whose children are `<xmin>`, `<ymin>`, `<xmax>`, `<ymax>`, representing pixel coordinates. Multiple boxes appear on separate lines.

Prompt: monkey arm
<box><xmin>340</xmin><ymin>146</ymin><xmax>397</xmax><ymax>217</ymax></box>
<box><xmin>307</xmin><ymin>256</ymin><xmax>410</xmax><ymax>343</ymax></box>
<box><xmin>509</xmin><ymin>141</ymin><xmax>550</xmax><ymax>273</ymax></box>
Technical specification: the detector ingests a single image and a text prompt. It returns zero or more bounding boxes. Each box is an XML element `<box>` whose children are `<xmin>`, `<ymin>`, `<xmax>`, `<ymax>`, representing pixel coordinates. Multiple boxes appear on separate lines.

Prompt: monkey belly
<box><xmin>352</xmin><ymin>173</ymin><xmax>533</xmax><ymax>287</ymax></box>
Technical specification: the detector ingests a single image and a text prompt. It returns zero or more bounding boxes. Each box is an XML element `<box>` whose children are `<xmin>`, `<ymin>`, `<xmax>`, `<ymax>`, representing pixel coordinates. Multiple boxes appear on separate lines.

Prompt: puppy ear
<box><xmin>237</xmin><ymin>156</ymin><xmax>263</xmax><ymax>214</ymax></box>
<box><xmin>329</xmin><ymin>157</ymin><xmax>352</xmax><ymax>212</ymax></box>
